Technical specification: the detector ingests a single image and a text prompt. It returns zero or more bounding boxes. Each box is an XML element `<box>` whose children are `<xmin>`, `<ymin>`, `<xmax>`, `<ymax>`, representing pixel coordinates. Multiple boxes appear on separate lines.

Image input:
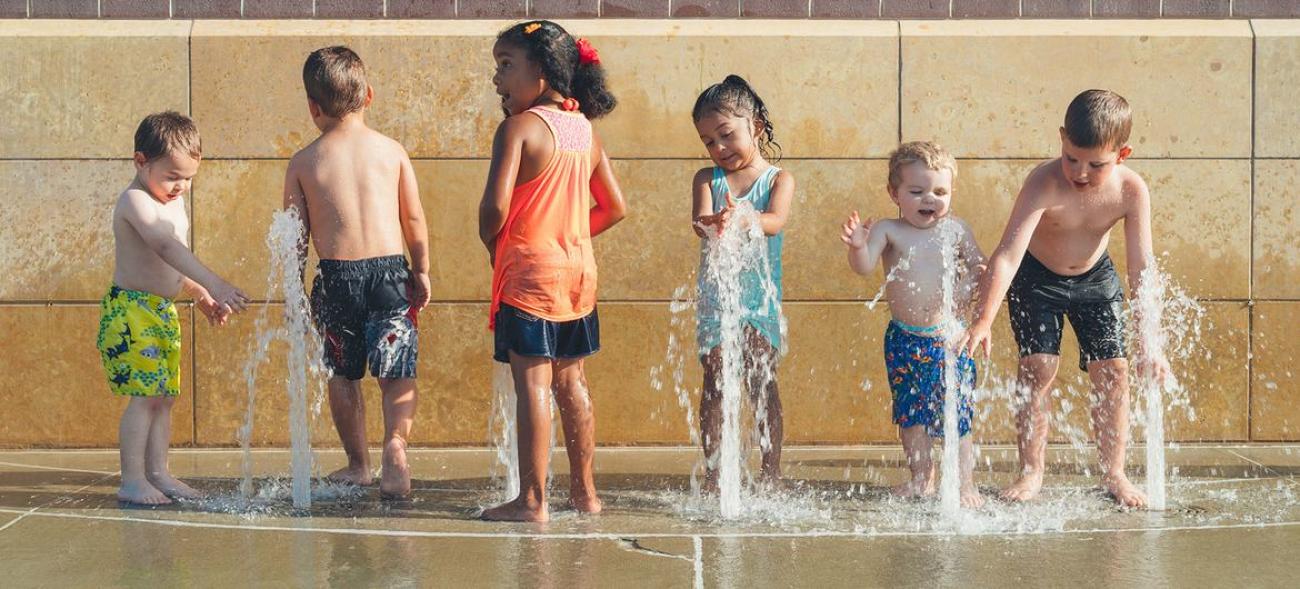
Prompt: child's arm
<box><xmin>841</xmin><ymin>212</ymin><xmax>887</xmax><ymax>276</ymax></box>
<box><xmin>479</xmin><ymin>117</ymin><xmax>527</xmax><ymax>256</ymax></box>
<box><xmin>396</xmin><ymin>149</ymin><xmax>431</xmax><ymax>311</ymax></box>
<box><xmin>958</xmin><ymin>217</ymin><xmax>988</xmax><ymax>284</ymax></box>
<box><xmin>588</xmin><ymin>132</ymin><xmax>627</xmax><ymax>237</ymax></box>
<box><xmin>959</xmin><ymin>175</ymin><xmax>1048</xmax><ymax>356</ymax></box>
<box><xmin>282</xmin><ymin>157</ymin><xmax>312</xmax><ymax>279</ymax></box>
<box><xmin>1121</xmin><ymin>175</ymin><xmax>1171</xmax><ymax>384</ymax></box>
<box><xmin>120</xmin><ymin>190</ymin><xmax>247</xmax><ymax>313</ymax></box>
<box><xmin>755</xmin><ymin>170</ymin><xmax>794</xmax><ymax>236</ymax></box>
<box><xmin>691</xmin><ymin>168</ymin><xmax>718</xmax><ymax>238</ymax></box>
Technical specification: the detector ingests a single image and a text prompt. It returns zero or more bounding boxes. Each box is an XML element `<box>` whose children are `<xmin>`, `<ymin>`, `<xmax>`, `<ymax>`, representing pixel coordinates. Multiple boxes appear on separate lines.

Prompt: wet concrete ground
<box><xmin>2</xmin><ymin>445</ymin><xmax>1297</xmax><ymax>587</ymax></box>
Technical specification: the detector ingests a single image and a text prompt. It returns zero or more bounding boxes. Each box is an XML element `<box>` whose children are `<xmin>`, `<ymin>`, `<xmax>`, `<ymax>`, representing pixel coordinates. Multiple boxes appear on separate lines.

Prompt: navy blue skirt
<box><xmin>493</xmin><ymin>303</ymin><xmax>600</xmax><ymax>363</ymax></box>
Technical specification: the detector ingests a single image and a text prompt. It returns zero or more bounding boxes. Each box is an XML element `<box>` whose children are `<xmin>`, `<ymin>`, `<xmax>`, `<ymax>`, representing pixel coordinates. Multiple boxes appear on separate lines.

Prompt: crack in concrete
<box><xmin>616</xmin><ymin>537</ymin><xmax>694</xmax><ymax>562</ymax></box>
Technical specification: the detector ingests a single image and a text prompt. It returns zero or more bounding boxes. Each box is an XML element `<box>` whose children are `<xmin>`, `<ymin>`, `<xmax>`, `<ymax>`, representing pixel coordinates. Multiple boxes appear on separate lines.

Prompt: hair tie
<box><xmin>576</xmin><ymin>38</ymin><xmax>600</xmax><ymax>66</ymax></box>
<box><xmin>561</xmin><ymin>98</ymin><xmax>581</xmax><ymax>112</ymax></box>
<box><xmin>523</xmin><ymin>22</ymin><xmax>541</xmax><ymax>35</ymax></box>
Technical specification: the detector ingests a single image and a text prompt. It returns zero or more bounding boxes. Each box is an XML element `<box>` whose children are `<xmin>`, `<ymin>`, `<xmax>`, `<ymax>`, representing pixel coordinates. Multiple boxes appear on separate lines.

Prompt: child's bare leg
<box><xmin>745</xmin><ymin>334</ymin><xmax>782</xmax><ymax>486</ymax></box>
<box><xmin>143</xmin><ymin>396</ymin><xmax>201</xmax><ymax>499</ymax></box>
<box><xmin>1089</xmin><ymin>358</ymin><xmax>1147</xmax><ymax>508</ymax></box>
<box><xmin>553</xmin><ymin>358</ymin><xmax>601</xmax><ymax>514</ymax></box>
<box><xmin>326</xmin><ymin>377</ymin><xmax>372</xmax><ymax>485</ymax></box>
<box><xmin>698</xmin><ymin>348</ymin><xmax>723</xmax><ymax>494</ymax></box>
<box><xmin>892</xmin><ymin>425</ymin><xmax>934</xmax><ymax>498</ymax></box>
<box><xmin>1001</xmin><ymin>354</ymin><xmax>1058</xmax><ymax>502</ymax></box>
<box><xmin>118</xmin><ymin>397</ymin><xmax>171</xmax><ymax>505</ymax></box>
<box><xmin>482</xmin><ymin>353</ymin><xmax>552</xmax><ymax>522</ymax></box>
<box><xmin>377</xmin><ymin>377</ymin><xmax>417</xmax><ymax>499</ymax></box>
<box><xmin>959</xmin><ymin>436</ymin><xmax>983</xmax><ymax>508</ymax></box>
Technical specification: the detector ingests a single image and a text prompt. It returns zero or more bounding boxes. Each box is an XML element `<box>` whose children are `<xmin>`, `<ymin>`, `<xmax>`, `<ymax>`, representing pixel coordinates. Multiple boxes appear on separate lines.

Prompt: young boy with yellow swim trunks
<box><xmin>97</xmin><ymin>112</ymin><xmax>249</xmax><ymax>505</ymax></box>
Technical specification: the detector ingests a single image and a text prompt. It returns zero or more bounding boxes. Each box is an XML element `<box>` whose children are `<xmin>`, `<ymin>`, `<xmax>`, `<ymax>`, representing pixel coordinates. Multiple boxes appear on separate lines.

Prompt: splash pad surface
<box><xmin>2</xmin><ymin>445</ymin><xmax>1296</xmax><ymax>586</ymax></box>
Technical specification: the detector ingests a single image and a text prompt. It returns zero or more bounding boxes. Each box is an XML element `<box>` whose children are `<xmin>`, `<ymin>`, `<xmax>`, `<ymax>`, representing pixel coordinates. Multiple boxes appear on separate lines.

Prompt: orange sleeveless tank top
<box><xmin>489</xmin><ymin>107</ymin><xmax>597</xmax><ymax>329</ymax></box>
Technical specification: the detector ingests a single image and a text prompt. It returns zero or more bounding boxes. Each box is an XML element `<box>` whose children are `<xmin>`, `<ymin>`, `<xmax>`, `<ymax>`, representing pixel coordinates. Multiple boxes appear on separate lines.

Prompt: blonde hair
<box><xmin>887</xmin><ymin>141</ymin><xmax>956</xmax><ymax>192</ymax></box>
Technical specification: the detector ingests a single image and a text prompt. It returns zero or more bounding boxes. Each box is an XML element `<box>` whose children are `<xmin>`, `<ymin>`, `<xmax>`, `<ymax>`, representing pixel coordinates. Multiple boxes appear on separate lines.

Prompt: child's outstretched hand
<box><xmin>841</xmin><ymin>211</ymin><xmax>873</xmax><ymax>249</ymax></box>
<box><xmin>197</xmin><ymin>294</ymin><xmax>231</xmax><ymax>326</ymax></box>
<box><xmin>209</xmin><ymin>280</ymin><xmax>250</xmax><ymax>315</ymax></box>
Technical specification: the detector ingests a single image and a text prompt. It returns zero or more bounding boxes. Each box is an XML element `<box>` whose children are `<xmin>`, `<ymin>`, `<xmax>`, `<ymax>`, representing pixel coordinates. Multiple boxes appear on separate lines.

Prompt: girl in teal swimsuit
<box><xmin>690</xmin><ymin>76</ymin><xmax>796</xmax><ymax>491</ymax></box>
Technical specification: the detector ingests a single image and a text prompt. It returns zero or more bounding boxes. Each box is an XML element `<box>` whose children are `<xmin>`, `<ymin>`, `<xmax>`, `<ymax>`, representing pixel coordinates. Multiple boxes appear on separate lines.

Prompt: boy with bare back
<box><xmin>283</xmin><ymin>46</ymin><xmax>430</xmax><ymax>499</ymax></box>
<box><xmin>99</xmin><ymin>111</ymin><xmax>249</xmax><ymax>505</ymax></box>
<box><xmin>959</xmin><ymin>90</ymin><xmax>1170</xmax><ymax>508</ymax></box>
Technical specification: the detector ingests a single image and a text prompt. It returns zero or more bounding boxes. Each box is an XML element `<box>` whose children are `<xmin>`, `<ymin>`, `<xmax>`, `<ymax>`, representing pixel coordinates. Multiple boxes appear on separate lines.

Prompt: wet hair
<box><xmin>496</xmin><ymin>21</ymin><xmax>617</xmax><ymax>119</ymax></box>
<box><xmin>691</xmin><ymin>75</ymin><xmax>781</xmax><ymax>162</ymax></box>
<box><xmin>302</xmin><ymin>46</ymin><xmax>368</xmax><ymax>118</ymax></box>
<box><xmin>134</xmin><ymin>111</ymin><xmax>201</xmax><ymax>162</ymax></box>
<box><xmin>1063</xmin><ymin>89</ymin><xmax>1132</xmax><ymax>150</ymax></box>
<box><xmin>887</xmin><ymin>141</ymin><xmax>957</xmax><ymax>193</ymax></box>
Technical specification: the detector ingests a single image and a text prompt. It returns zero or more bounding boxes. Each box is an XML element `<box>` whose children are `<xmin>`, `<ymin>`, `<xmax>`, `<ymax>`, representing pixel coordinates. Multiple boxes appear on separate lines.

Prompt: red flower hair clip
<box><xmin>576</xmin><ymin>38</ymin><xmax>600</xmax><ymax>66</ymax></box>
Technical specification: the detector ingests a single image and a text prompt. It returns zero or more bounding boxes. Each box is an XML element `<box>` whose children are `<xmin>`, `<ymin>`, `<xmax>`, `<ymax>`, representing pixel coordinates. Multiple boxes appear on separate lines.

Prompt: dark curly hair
<box><xmin>692</xmin><ymin>75</ymin><xmax>781</xmax><ymax>162</ymax></box>
<box><xmin>497</xmin><ymin>20</ymin><xmax>616</xmax><ymax>119</ymax></box>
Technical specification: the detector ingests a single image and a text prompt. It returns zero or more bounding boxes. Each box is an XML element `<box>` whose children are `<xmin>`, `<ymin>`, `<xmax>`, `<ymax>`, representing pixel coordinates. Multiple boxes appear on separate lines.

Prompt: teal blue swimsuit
<box><xmin>696</xmin><ymin>166</ymin><xmax>784</xmax><ymax>355</ymax></box>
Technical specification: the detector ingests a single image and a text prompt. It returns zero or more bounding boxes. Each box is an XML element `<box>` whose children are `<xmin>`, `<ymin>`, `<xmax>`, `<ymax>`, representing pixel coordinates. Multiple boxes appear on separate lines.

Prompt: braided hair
<box><xmin>691</xmin><ymin>75</ymin><xmax>782</xmax><ymax>162</ymax></box>
<box><xmin>497</xmin><ymin>20</ymin><xmax>617</xmax><ymax>119</ymax></box>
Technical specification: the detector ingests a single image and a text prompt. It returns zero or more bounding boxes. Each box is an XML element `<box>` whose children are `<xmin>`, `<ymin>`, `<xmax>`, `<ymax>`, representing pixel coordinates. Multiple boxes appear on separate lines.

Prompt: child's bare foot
<box><xmin>1102</xmin><ymin>473</ymin><xmax>1148</xmax><ymax>508</ymax></box>
<box><xmin>960</xmin><ymin>484</ymin><xmax>985</xmax><ymax>508</ymax></box>
<box><xmin>890</xmin><ymin>478</ymin><xmax>935</xmax><ymax>499</ymax></box>
<box><xmin>379</xmin><ymin>439</ymin><xmax>411</xmax><ymax>499</ymax></box>
<box><xmin>568</xmin><ymin>492</ymin><xmax>603</xmax><ymax>514</ymax></box>
<box><xmin>481</xmin><ymin>499</ymin><xmax>548</xmax><ymax>523</ymax></box>
<box><xmin>148</xmin><ymin>474</ymin><xmax>204</xmax><ymax>500</ymax></box>
<box><xmin>999</xmin><ymin>472</ymin><xmax>1043</xmax><ymax>502</ymax></box>
<box><xmin>327</xmin><ymin>465</ymin><xmax>373</xmax><ymax>487</ymax></box>
<box><xmin>118</xmin><ymin>479</ymin><xmax>172</xmax><ymax>506</ymax></box>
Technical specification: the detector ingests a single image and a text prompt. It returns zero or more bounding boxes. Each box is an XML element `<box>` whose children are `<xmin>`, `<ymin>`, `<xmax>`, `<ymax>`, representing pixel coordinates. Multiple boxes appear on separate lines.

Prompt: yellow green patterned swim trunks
<box><xmin>96</xmin><ymin>286</ymin><xmax>181</xmax><ymax>397</ymax></box>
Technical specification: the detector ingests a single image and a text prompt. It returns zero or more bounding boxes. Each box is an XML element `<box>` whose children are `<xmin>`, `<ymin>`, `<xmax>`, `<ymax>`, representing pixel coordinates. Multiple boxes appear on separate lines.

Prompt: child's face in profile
<box><xmin>134</xmin><ymin>150</ymin><xmax>199</xmax><ymax>204</ymax></box>
<box><xmin>492</xmin><ymin>41</ymin><xmax>544</xmax><ymax>117</ymax></box>
<box><xmin>890</xmin><ymin>162</ymin><xmax>953</xmax><ymax>230</ymax></box>
<box><xmin>695</xmin><ymin>110</ymin><xmax>761</xmax><ymax>172</ymax></box>
<box><xmin>1058</xmin><ymin>130</ymin><xmax>1132</xmax><ymax>193</ymax></box>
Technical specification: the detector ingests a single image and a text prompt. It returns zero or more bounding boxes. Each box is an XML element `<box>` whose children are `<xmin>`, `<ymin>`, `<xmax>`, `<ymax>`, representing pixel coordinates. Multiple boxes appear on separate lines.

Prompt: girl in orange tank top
<box><xmin>477</xmin><ymin>21</ymin><xmax>627</xmax><ymax>523</ymax></box>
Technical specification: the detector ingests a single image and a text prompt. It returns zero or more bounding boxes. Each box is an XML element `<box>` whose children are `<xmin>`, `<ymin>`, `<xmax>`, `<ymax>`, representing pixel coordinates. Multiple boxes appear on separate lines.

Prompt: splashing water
<box><xmin>488</xmin><ymin>364</ymin><xmax>520</xmax><ymax>502</ymax></box>
<box><xmin>1132</xmin><ymin>257</ymin><xmax>1205</xmax><ymax>511</ymax></box>
<box><xmin>651</xmin><ymin>284</ymin><xmax>703</xmax><ymax>493</ymax></box>
<box><xmin>937</xmin><ymin>219</ymin><xmax>964</xmax><ymax>519</ymax></box>
<box><xmin>238</xmin><ymin>208</ymin><xmax>326</xmax><ymax>510</ymax></box>
<box><xmin>698</xmin><ymin>202</ymin><xmax>784</xmax><ymax>518</ymax></box>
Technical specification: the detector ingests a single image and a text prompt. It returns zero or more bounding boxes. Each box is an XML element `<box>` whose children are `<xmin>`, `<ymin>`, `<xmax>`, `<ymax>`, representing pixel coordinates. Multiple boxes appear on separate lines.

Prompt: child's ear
<box><xmin>1116</xmin><ymin>145</ymin><xmax>1133</xmax><ymax>163</ymax></box>
<box><xmin>363</xmin><ymin>85</ymin><xmax>374</xmax><ymax>107</ymax></box>
<box><xmin>1058</xmin><ymin>126</ymin><xmax>1067</xmax><ymax>142</ymax></box>
<box><xmin>307</xmin><ymin>98</ymin><xmax>322</xmax><ymax>118</ymax></box>
<box><xmin>132</xmin><ymin>152</ymin><xmax>147</xmax><ymax>169</ymax></box>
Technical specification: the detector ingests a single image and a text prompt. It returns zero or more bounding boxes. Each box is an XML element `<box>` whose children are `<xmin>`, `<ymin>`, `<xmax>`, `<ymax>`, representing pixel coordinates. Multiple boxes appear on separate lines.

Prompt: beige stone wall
<box><xmin>0</xmin><ymin>19</ymin><xmax>1295</xmax><ymax>447</ymax></box>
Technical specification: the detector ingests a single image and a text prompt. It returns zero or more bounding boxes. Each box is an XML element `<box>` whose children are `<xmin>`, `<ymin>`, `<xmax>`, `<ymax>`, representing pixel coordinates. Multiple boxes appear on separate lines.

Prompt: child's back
<box><xmin>284</xmin><ymin>46</ymin><xmax>429</xmax><ymax>499</ymax></box>
<box><xmin>290</xmin><ymin>123</ymin><xmax>409</xmax><ymax>260</ymax></box>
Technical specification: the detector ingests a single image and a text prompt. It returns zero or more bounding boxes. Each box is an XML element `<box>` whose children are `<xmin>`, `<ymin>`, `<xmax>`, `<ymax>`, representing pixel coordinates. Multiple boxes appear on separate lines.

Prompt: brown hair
<box><xmin>134</xmin><ymin>111</ymin><xmax>201</xmax><ymax>162</ymax></box>
<box><xmin>302</xmin><ymin>46</ymin><xmax>368</xmax><ymax>118</ymax></box>
<box><xmin>887</xmin><ymin>141</ymin><xmax>957</xmax><ymax>192</ymax></box>
<box><xmin>1063</xmin><ymin>89</ymin><xmax>1132</xmax><ymax>150</ymax></box>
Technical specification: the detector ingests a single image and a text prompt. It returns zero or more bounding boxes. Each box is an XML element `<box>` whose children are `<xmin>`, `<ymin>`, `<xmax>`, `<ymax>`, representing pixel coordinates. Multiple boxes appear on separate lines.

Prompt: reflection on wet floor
<box><xmin>1</xmin><ymin>446</ymin><xmax>1297</xmax><ymax>586</ymax></box>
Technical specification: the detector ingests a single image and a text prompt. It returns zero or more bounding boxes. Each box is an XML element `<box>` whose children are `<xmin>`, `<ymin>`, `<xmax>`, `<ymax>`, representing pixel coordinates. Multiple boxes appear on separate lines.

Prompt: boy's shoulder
<box><xmin>1113</xmin><ymin>163</ymin><xmax>1149</xmax><ymax>195</ymax></box>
